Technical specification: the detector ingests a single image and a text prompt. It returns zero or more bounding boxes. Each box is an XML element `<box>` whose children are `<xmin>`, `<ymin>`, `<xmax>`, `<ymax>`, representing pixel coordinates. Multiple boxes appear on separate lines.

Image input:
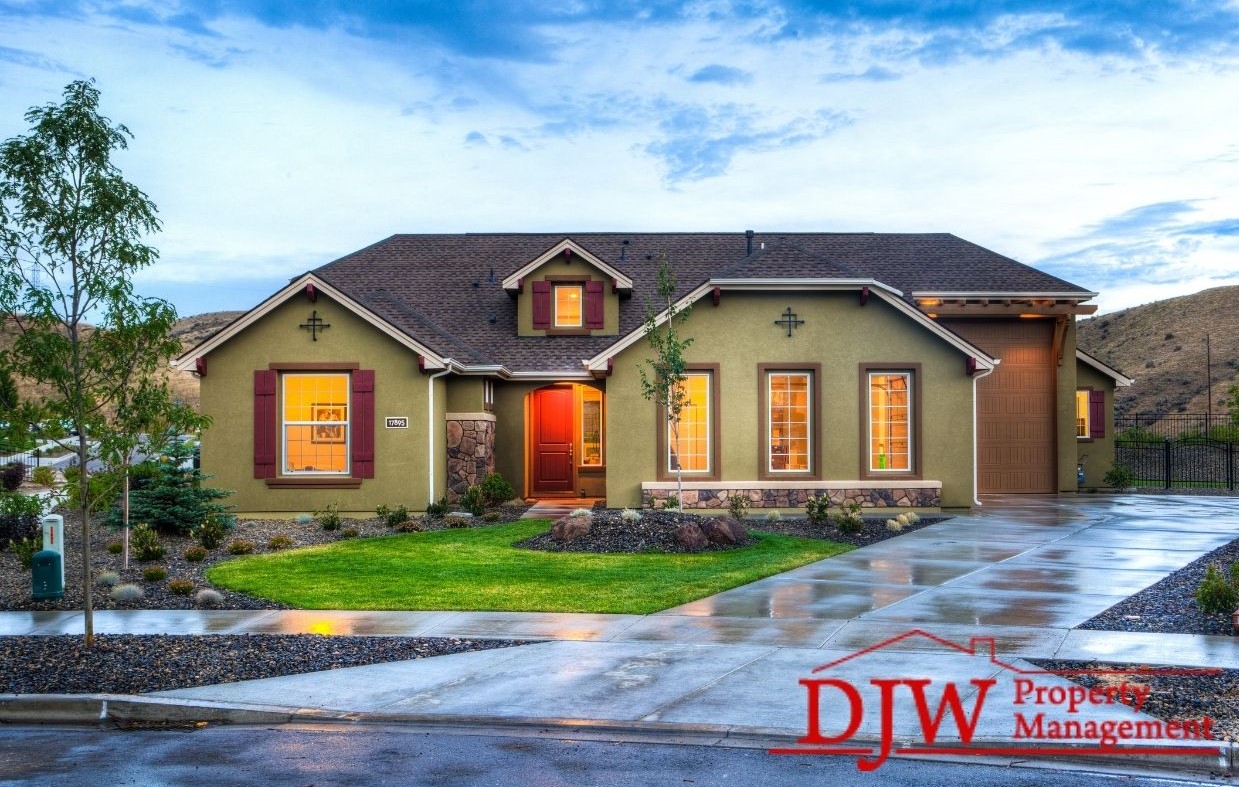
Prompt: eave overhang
<box><xmin>1076</xmin><ymin>349</ymin><xmax>1135</xmax><ymax>387</ymax></box>
<box><xmin>911</xmin><ymin>291</ymin><xmax>1099</xmax><ymax>317</ymax></box>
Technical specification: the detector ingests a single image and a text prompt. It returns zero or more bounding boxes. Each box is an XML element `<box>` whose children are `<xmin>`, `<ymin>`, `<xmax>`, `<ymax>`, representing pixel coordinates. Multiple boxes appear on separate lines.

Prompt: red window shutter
<box><xmin>352</xmin><ymin>369</ymin><xmax>375</xmax><ymax>478</ymax></box>
<box><xmin>1089</xmin><ymin>390</ymin><xmax>1106</xmax><ymax>439</ymax></box>
<box><xmin>585</xmin><ymin>280</ymin><xmax>604</xmax><ymax>329</ymax></box>
<box><xmin>532</xmin><ymin>281</ymin><xmax>551</xmax><ymax>329</ymax></box>
<box><xmin>253</xmin><ymin>370</ymin><xmax>277</xmax><ymax>479</ymax></box>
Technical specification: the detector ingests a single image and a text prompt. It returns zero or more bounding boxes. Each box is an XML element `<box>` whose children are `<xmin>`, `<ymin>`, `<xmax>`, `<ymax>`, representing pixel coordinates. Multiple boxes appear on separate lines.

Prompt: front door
<box><xmin>533</xmin><ymin>387</ymin><xmax>574</xmax><ymax>496</ymax></box>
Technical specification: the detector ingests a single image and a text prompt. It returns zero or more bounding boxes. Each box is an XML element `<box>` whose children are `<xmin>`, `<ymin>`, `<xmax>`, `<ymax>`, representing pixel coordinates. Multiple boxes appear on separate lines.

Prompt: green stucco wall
<box><xmin>602</xmin><ymin>291</ymin><xmax>977</xmax><ymax>508</ymax></box>
<box><xmin>199</xmin><ymin>293</ymin><xmax>439</xmax><ymax>514</ymax></box>
<box><xmin>1056</xmin><ymin>320</ymin><xmax>1080</xmax><ymax>492</ymax></box>
<box><xmin>515</xmin><ymin>257</ymin><xmax>620</xmax><ymax>336</ymax></box>
<box><xmin>1076</xmin><ymin>361</ymin><xmax>1118</xmax><ymax>488</ymax></box>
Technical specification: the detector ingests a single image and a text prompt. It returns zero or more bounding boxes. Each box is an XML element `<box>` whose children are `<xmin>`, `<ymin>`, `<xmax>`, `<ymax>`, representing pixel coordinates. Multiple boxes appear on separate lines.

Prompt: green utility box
<box><xmin>31</xmin><ymin>550</ymin><xmax>64</xmax><ymax>600</ymax></box>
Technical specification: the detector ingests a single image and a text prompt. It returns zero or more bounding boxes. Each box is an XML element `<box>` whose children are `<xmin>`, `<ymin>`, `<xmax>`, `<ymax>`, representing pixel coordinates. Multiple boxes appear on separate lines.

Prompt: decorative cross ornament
<box><xmin>774</xmin><ymin>307</ymin><xmax>804</xmax><ymax>337</ymax></box>
<box><xmin>299</xmin><ymin>310</ymin><xmax>331</xmax><ymax>341</ymax></box>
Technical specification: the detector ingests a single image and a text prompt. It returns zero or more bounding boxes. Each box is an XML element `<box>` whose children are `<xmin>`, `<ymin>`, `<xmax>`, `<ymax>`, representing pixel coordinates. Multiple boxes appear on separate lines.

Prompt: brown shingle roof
<box><xmin>311</xmin><ymin>232</ymin><xmax>1091</xmax><ymax>374</ymax></box>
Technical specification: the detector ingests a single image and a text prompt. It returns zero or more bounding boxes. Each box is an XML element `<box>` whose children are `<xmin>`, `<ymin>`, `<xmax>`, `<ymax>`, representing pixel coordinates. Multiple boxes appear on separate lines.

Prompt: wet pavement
<box><xmin>3</xmin><ymin>494</ymin><xmax>1237</xmax><ymax>762</ymax></box>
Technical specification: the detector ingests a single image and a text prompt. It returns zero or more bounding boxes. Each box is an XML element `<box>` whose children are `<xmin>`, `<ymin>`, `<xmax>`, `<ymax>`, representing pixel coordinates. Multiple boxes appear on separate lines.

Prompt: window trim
<box><xmin>553</xmin><ymin>283</ymin><xmax>584</xmax><ymax>328</ymax></box>
<box><xmin>656</xmin><ymin>364</ymin><xmax>721</xmax><ymax>482</ymax></box>
<box><xmin>1075</xmin><ymin>388</ymin><xmax>1092</xmax><ymax>441</ymax></box>
<box><xmin>579</xmin><ymin>385</ymin><xmax>604</xmax><ymax>468</ymax></box>
<box><xmin>859</xmin><ymin>363</ymin><xmax>922</xmax><ymax>481</ymax></box>
<box><xmin>758</xmin><ymin>363</ymin><xmax>821</xmax><ymax>481</ymax></box>
<box><xmin>281</xmin><ymin>371</ymin><xmax>351</xmax><ymax>477</ymax></box>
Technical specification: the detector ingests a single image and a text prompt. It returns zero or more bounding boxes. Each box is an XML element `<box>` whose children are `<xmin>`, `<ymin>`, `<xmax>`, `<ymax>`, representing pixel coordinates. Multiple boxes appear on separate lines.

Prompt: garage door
<box><xmin>941</xmin><ymin>318</ymin><xmax>1056</xmax><ymax>493</ymax></box>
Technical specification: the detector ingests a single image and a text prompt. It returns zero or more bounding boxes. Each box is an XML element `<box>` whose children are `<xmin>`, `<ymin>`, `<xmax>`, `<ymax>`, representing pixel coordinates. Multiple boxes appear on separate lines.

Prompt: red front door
<box><xmin>533</xmin><ymin>387</ymin><xmax>575</xmax><ymax>495</ymax></box>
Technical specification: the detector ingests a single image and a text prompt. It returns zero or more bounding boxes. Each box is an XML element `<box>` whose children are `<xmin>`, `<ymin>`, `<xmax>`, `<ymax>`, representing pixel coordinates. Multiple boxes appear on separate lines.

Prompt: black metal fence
<box><xmin>0</xmin><ymin>444</ymin><xmax>48</xmax><ymax>479</ymax></box>
<box><xmin>1116</xmin><ymin>437</ymin><xmax>1237</xmax><ymax>490</ymax></box>
<box><xmin>1116</xmin><ymin>413</ymin><xmax>1236</xmax><ymax>439</ymax></box>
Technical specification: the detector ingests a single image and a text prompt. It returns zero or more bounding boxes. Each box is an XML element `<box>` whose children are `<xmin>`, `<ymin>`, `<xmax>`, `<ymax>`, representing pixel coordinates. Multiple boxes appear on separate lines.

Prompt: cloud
<box><xmin>0</xmin><ymin>44</ymin><xmax>67</xmax><ymax>71</ymax></box>
<box><xmin>1084</xmin><ymin>200</ymin><xmax>1201</xmax><ymax>237</ymax></box>
<box><xmin>820</xmin><ymin>65</ymin><xmax>901</xmax><ymax>83</ymax></box>
<box><xmin>464</xmin><ymin>130</ymin><xmax>487</xmax><ymax>146</ymax></box>
<box><xmin>687</xmin><ymin>64</ymin><xmax>752</xmax><ymax>85</ymax></box>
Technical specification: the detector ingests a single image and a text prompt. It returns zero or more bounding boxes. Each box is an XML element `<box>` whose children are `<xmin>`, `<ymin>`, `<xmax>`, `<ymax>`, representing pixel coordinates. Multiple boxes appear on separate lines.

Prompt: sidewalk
<box><xmin>2</xmin><ymin>494</ymin><xmax>1237</xmax><ymax>774</ymax></box>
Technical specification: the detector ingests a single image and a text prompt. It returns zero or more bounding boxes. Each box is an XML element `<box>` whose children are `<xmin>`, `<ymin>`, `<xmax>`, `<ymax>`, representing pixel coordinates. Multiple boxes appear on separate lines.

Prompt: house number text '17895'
<box><xmin>385</xmin><ymin>417</ymin><xmax>409</xmax><ymax>429</ymax></box>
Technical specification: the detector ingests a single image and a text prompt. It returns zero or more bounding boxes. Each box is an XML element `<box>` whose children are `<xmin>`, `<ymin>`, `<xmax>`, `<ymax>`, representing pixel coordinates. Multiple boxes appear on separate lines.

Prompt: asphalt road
<box><xmin>0</xmin><ymin>725</ymin><xmax>1224</xmax><ymax>787</ymax></box>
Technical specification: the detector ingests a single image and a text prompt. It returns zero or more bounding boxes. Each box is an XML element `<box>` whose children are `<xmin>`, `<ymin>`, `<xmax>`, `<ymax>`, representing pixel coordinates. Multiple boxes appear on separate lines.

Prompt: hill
<box><xmin>167</xmin><ymin>311</ymin><xmax>243</xmax><ymax>409</ymax></box>
<box><xmin>1076</xmin><ymin>285</ymin><xmax>1239</xmax><ymax>418</ymax></box>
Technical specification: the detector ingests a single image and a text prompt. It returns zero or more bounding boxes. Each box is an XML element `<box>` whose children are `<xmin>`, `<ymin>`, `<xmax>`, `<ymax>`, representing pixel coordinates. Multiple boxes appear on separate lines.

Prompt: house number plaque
<box><xmin>385</xmin><ymin>417</ymin><xmax>409</xmax><ymax>429</ymax></box>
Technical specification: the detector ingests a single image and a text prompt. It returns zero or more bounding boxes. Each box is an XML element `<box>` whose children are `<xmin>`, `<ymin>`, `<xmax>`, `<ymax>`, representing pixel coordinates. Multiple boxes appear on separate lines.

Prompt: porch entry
<box><xmin>529</xmin><ymin>384</ymin><xmax>604</xmax><ymax>498</ymax></box>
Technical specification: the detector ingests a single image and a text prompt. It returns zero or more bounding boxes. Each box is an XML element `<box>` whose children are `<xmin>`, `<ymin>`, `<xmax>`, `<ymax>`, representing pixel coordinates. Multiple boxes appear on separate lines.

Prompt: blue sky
<box><xmin>1</xmin><ymin>1</ymin><xmax>1237</xmax><ymax>317</ymax></box>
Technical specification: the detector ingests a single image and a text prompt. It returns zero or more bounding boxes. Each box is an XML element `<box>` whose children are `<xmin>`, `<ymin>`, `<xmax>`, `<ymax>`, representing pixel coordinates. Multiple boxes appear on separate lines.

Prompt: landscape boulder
<box><xmin>674</xmin><ymin>522</ymin><xmax>708</xmax><ymax>552</ymax></box>
<box><xmin>551</xmin><ymin>515</ymin><xmax>592</xmax><ymax>543</ymax></box>
<box><xmin>698</xmin><ymin>517</ymin><xmax>738</xmax><ymax>546</ymax></box>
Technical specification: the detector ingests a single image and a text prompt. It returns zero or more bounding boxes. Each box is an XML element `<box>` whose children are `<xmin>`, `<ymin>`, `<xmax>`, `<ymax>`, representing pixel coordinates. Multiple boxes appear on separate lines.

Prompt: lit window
<box><xmin>554</xmin><ymin>285</ymin><xmax>582</xmax><ymax>327</ymax></box>
<box><xmin>1076</xmin><ymin>390</ymin><xmax>1089</xmax><ymax>438</ymax></box>
<box><xmin>581</xmin><ymin>387</ymin><xmax>603</xmax><ymax>466</ymax></box>
<box><xmin>869</xmin><ymin>372</ymin><xmax>911</xmax><ymax>472</ymax></box>
<box><xmin>283</xmin><ymin>373</ymin><xmax>349</xmax><ymax>474</ymax></box>
<box><xmin>768</xmin><ymin>372</ymin><xmax>811</xmax><ymax>472</ymax></box>
<box><xmin>668</xmin><ymin>373</ymin><xmax>711</xmax><ymax>473</ymax></box>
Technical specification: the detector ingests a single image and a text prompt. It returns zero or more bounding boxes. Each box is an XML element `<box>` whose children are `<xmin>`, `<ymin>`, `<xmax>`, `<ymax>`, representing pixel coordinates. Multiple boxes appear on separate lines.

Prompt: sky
<box><xmin>1</xmin><ymin>1</ymin><xmax>1237</xmax><ymax>318</ymax></box>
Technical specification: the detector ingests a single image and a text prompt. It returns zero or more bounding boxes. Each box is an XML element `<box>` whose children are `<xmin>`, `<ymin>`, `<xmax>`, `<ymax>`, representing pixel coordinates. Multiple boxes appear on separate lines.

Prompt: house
<box><xmin>173</xmin><ymin>232</ymin><xmax>1131</xmax><ymax>513</ymax></box>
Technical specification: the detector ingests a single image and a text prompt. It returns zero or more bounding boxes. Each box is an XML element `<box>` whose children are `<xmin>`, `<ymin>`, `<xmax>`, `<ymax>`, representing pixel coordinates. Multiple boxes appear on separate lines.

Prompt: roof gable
<box><xmin>501</xmin><ymin>238</ymin><xmax>634</xmax><ymax>292</ymax></box>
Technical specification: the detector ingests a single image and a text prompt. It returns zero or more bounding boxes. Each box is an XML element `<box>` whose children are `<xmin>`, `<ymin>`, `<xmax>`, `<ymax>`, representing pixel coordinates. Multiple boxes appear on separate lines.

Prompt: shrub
<box><xmin>168</xmin><ymin>579</ymin><xmax>194</xmax><ymax>596</ymax></box>
<box><xmin>103</xmin><ymin>441</ymin><xmax>232</xmax><ymax>535</ymax></box>
<box><xmin>886</xmin><ymin>518</ymin><xmax>903</xmax><ymax>533</ymax></box>
<box><xmin>459</xmin><ymin>486</ymin><xmax>486</xmax><ymax>516</ymax></box>
<box><xmin>620</xmin><ymin>508</ymin><xmax>642</xmax><ymax>522</ymax></box>
<box><xmin>226</xmin><ymin>540</ymin><xmax>255</xmax><ymax>555</ymax></box>
<box><xmin>142</xmin><ymin>566</ymin><xmax>168</xmax><ymax>582</ymax></box>
<box><xmin>426</xmin><ymin>495</ymin><xmax>450</xmax><ymax>518</ymax></box>
<box><xmin>295</xmin><ymin>513</ymin><xmax>313</xmax><ymax>525</ymax></box>
<box><xmin>63</xmin><ymin>465</ymin><xmax>121</xmax><ymax>515</ymax></box>
<box><xmin>569</xmin><ymin>507</ymin><xmax>593</xmax><ymax>518</ymax></box>
<box><xmin>906</xmin><ymin>512</ymin><xmax>921</xmax><ymax>525</ymax></box>
<box><xmin>12</xmin><ymin>535</ymin><xmax>41</xmax><ymax>570</ymax></box>
<box><xmin>896</xmin><ymin>513</ymin><xmax>910</xmax><ymax>528</ymax></box>
<box><xmin>31</xmin><ymin>466</ymin><xmax>56</xmax><ymax>487</ymax></box>
<box><xmin>482</xmin><ymin>511</ymin><xmax>501</xmax><ymax>523</ymax></box>
<box><xmin>444</xmin><ymin>515</ymin><xmax>470</xmax><ymax>528</ymax></box>
<box><xmin>1103</xmin><ymin>462</ymin><xmax>1135</xmax><ymax>490</ymax></box>
<box><xmin>0</xmin><ymin>491</ymin><xmax>42</xmax><ymax>549</ymax></box>
<box><xmin>727</xmin><ymin>493</ymin><xmax>750</xmax><ymax>521</ymax></box>
<box><xmin>394</xmin><ymin>520</ymin><xmax>424</xmax><ymax>533</ymax></box>
<box><xmin>130</xmin><ymin>524</ymin><xmax>166</xmax><ymax>561</ymax></box>
<box><xmin>764</xmin><ymin>510</ymin><xmax>782</xmax><ymax>522</ymax></box>
<box><xmin>106</xmin><ymin>541</ymin><xmax>123</xmax><ymax>554</ymax></box>
<box><xmin>195</xmin><ymin>588</ymin><xmax>223</xmax><ymax>607</ymax></box>
<box><xmin>316</xmin><ymin>504</ymin><xmax>342</xmax><ymax>531</ymax></box>
<box><xmin>97</xmin><ymin>570</ymin><xmax>120</xmax><ymax>586</ymax></box>
<box><xmin>1196</xmin><ymin>564</ymin><xmax>1238</xmax><ymax>614</ymax></box>
<box><xmin>662</xmin><ymin>494</ymin><xmax>679</xmax><ymax>510</ymax></box>
<box><xmin>0</xmin><ymin>462</ymin><xmax>25</xmax><ymax>492</ymax></box>
<box><xmin>805</xmin><ymin>495</ymin><xmax>831</xmax><ymax>526</ymax></box>
<box><xmin>832</xmin><ymin>502</ymin><xmax>864</xmax><ymax>534</ymax></box>
<box><xmin>340</xmin><ymin>527</ymin><xmax>359</xmax><ymax>539</ymax></box>
<box><xmin>110</xmin><ymin>583</ymin><xmax>145</xmax><ymax>603</ymax></box>
<box><xmin>479</xmin><ymin>472</ymin><xmax>516</xmax><ymax>506</ymax></box>
<box><xmin>268</xmin><ymin>534</ymin><xmax>294</xmax><ymax>550</ymax></box>
<box><xmin>183</xmin><ymin>545</ymin><xmax>208</xmax><ymax>562</ymax></box>
<box><xmin>193</xmin><ymin>513</ymin><xmax>234</xmax><ymax>549</ymax></box>
<box><xmin>376</xmin><ymin>504</ymin><xmax>410</xmax><ymax>528</ymax></box>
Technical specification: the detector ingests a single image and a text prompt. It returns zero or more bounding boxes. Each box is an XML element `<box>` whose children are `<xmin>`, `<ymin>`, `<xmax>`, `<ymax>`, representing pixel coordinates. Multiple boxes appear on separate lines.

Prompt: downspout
<box><xmin>427</xmin><ymin>360</ymin><xmax>453</xmax><ymax>507</ymax></box>
<box><xmin>971</xmin><ymin>363</ymin><xmax>996</xmax><ymax>507</ymax></box>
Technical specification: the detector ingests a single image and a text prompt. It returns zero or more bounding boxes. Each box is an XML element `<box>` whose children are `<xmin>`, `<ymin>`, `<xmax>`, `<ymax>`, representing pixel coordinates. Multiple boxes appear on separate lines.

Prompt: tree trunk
<box><xmin>122</xmin><ymin>469</ymin><xmax>129</xmax><ymax>571</ymax></box>
<box><xmin>670</xmin><ymin>416</ymin><xmax>684</xmax><ymax>509</ymax></box>
<box><xmin>78</xmin><ymin>434</ymin><xmax>93</xmax><ymax>646</ymax></box>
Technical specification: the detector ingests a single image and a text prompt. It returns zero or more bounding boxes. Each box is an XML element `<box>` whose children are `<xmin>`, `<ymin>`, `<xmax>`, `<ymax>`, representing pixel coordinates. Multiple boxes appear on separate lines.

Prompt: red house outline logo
<box><xmin>768</xmin><ymin>628</ymin><xmax>1221</xmax><ymax>772</ymax></box>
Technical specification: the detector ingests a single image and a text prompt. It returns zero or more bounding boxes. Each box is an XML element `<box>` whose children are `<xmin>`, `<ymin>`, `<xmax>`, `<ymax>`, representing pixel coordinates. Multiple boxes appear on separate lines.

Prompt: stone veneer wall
<box><xmin>642</xmin><ymin>485</ymin><xmax>941</xmax><ymax>509</ymax></box>
<box><xmin>446</xmin><ymin>413</ymin><xmax>496</xmax><ymax>500</ymax></box>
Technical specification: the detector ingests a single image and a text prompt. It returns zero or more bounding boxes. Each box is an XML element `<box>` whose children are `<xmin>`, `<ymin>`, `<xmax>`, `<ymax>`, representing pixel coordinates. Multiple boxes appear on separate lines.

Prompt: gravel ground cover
<box><xmin>517</xmin><ymin>509</ymin><xmax>945</xmax><ymax>554</ymax></box>
<box><xmin>0</xmin><ymin>634</ymin><xmax>526</xmax><ymax>694</ymax></box>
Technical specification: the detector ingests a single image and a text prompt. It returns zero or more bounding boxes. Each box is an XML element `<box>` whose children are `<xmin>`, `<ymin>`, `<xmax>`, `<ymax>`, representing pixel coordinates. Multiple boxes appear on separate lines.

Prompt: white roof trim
<box><xmin>912</xmin><ymin>290</ymin><xmax>1099</xmax><ymax>300</ymax></box>
<box><xmin>1076</xmin><ymin>349</ymin><xmax>1134</xmax><ymax>387</ymax></box>
<box><xmin>500</xmin><ymin>238</ymin><xmax>634</xmax><ymax>291</ymax></box>
<box><xmin>584</xmin><ymin>279</ymin><xmax>998</xmax><ymax>372</ymax></box>
<box><xmin>171</xmin><ymin>274</ymin><xmax>449</xmax><ymax>372</ymax></box>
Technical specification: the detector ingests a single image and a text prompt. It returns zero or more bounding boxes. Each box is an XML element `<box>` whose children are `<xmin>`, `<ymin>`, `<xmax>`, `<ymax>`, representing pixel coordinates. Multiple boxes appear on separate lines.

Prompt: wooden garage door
<box><xmin>941</xmin><ymin>318</ymin><xmax>1056</xmax><ymax>493</ymax></box>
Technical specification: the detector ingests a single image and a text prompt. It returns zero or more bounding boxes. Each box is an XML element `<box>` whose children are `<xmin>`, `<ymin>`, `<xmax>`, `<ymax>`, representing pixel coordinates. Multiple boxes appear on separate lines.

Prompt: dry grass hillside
<box><xmin>1076</xmin><ymin>285</ymin><xmax>1239</xmax><ymax>418</ymax></box>
<box><xmin>167</xmin><ymin>311</ymin><xmax>244</xmax><ymax>409</ymax></box>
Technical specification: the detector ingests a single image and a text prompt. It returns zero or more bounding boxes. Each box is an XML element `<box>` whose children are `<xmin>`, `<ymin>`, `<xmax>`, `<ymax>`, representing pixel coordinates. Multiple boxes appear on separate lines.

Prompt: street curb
<box><xmin>1</xmin><ymin>694</ymin><xmax>1233</xmax><ymax>777</ymax></box>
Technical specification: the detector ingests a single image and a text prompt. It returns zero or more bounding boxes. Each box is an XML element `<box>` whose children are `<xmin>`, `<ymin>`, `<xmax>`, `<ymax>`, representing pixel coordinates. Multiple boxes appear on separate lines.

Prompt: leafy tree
<box><xmin>104</xmin><ymin>439</ymin><xmax>231</xmax><ymax>536</ymax></box>
<box><xmin>1226</xmin><ymin>383</ymin><xmax>1239</xmax><ymax>427</ymax></box>
<box><xmin>0</xmin><ymin>80</ymin><xmax>179</xmax><ymax>644</ymax></box>
<box><xmin>637</xmin><ymin>254</ymin><xmax>694</xmax><ymax>508</ymax></box>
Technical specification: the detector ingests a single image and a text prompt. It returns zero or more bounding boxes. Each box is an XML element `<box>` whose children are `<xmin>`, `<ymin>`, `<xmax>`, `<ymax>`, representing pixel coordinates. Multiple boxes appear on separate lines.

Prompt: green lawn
<box><xmin>206</xmin><ymin>520</ymin><xmax>848</xmax><ymax>614</ymax></box>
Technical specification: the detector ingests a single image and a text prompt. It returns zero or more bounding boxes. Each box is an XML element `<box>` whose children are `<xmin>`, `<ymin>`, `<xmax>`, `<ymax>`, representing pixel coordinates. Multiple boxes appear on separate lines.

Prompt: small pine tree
<box><xmin>104</xmin><ymin>441</ymin><xmax>231</xmax><ymax>535</ymax></box>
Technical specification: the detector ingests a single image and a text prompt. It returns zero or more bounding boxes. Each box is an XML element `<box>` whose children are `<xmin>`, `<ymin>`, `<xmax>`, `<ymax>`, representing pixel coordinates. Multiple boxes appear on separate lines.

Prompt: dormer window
<box><xmin>554</xmin><ymin>285</ymin><xmax>583</xmax><ymax>327</ymax></box>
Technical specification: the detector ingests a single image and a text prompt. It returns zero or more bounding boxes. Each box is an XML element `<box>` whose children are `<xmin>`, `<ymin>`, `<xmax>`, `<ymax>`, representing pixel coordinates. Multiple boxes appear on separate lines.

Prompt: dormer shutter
<box><xmin>585</xmin><ymin>280</ymin><xmax>604</xmax><ymax>329</ymax></box>
<box><xmin>532</xmin><ymin>281</ymin><xmax>552</xmax><ymax>329</ymax></box>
